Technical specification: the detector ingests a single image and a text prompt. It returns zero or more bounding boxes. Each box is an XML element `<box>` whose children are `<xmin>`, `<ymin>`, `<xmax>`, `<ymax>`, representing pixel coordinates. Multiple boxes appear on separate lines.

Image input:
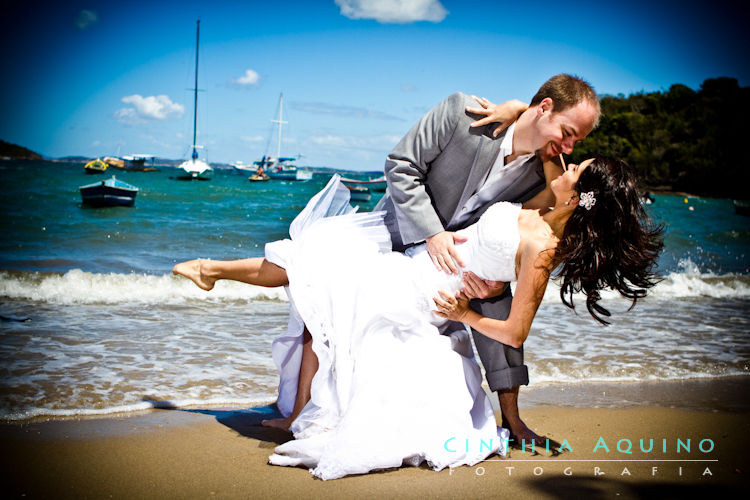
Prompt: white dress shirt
<box><xmin>450</xmin><ymin>122</ymin><xmax>533</xmax><ymax>227</ymax></box>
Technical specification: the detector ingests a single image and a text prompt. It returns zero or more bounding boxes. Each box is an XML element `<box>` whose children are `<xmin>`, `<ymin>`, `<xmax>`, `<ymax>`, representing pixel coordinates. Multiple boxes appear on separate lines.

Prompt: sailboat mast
<box><xmin>270</xmin><ymin>93</ymin><xmax>288</xmax><ymax>160</ymax></box>
<box><xmin>276</xmin><ymin>93</ymin><xmax>284</xmax><ymax>160</ymax></box>
<box><xmin>192</xmin><ymin>20</ymin><xmax>200</xmax><ymax>159</ymax></box>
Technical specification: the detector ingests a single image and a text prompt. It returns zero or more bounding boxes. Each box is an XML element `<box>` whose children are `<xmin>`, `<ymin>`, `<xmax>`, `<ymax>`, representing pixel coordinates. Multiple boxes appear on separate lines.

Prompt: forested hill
<box><xmin>0</xmin><ymin>140</ymin><xmax>42</xmax><ymax>160</ymax></box>
<box><xmin>570</xmin><ymin>77</ymin><xmax>749</xmax><ymax>198</ymax></box>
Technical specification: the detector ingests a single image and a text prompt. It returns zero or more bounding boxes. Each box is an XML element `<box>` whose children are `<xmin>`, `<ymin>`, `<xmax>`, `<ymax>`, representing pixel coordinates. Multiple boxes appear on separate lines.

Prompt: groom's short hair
<box><xmin>530</xmin><ymin>74</ymin><xmax>601</xmax><ymax>125</ymax></box>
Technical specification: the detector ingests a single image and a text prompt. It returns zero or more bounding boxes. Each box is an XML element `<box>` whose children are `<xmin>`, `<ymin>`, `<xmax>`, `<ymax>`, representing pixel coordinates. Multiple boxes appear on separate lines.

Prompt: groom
<box><xmin>375</xmin><ymin>74</ymin><xmax>600</xmax><ymax>448</ymax></box>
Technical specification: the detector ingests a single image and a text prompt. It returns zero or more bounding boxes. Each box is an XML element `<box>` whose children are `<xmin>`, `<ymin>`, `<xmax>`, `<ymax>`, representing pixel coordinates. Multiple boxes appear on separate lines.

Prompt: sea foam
<box><xmin>2</xmin><ymin>260</ymin><xmax>749</xmax><ymax>307</ymax></box>
<box><xmin>0</xmin><ymin>269</ymin><xmax>288</xmax><ymax>305</ymax></box>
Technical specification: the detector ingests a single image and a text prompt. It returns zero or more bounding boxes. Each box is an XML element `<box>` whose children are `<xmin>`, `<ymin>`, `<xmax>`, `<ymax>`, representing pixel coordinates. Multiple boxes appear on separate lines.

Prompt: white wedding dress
<box><xmin>264</xmin><ymin>175</ymin><xmax>520</xmax><ymax>480</ymax></box>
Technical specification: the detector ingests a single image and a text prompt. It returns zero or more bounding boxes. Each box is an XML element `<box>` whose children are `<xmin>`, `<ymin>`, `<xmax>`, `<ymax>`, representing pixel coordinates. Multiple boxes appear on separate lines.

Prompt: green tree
<box><xmin>570</xmin><ymin>77</ymin><xmax>749</xmax><ymax>198</ymax></box>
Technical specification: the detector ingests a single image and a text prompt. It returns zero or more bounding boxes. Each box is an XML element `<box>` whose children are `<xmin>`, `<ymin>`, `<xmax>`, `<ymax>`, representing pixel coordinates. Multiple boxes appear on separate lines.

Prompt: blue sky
<box><xmin>1</xmin><ymin>0</ymin><xmax>747</xmax><ymax>171</ymax></box>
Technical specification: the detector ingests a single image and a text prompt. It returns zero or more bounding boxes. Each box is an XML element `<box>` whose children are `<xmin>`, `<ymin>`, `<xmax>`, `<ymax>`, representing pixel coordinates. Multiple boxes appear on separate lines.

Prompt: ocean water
<box><xmin>1</xmin><ymin>160</ymin><xmax>748</xmax><ymax>420</ymax></box>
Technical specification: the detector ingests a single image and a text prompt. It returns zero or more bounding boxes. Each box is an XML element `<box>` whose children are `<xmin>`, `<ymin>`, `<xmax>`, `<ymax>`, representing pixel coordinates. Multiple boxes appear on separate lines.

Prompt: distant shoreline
<box><xmin>0</xmin><ymin>155</ymin><xmax>720</xmax><ymax>199</ymax></box>
<box><xmin>0</xmin><ymin>155</ymin><xmax>386</xmax><ymax>179</ymax></box>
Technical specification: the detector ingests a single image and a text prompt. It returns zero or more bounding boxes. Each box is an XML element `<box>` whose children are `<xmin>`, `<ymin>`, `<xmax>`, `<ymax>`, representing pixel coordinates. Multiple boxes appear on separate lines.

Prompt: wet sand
<box><xmin>2</xmin><ymin>379</ymin><xmax>748</xmax><ymax>499</ymax></box>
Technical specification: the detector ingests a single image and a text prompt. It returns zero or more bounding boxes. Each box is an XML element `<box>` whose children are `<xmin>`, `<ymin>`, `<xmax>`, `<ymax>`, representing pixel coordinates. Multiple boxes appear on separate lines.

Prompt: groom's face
<box><xmin>532</xmin><ymin>98</ymin><xmax>598</xmax><ymax>161</ymax></box>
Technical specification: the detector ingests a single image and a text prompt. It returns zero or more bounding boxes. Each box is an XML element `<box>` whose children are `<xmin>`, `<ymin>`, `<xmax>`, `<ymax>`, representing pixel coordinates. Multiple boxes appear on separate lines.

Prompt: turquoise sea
<box><xmin>1</xmin><ymin>160</ymin><xmax>749</xmax><ymax>420</ymax></box>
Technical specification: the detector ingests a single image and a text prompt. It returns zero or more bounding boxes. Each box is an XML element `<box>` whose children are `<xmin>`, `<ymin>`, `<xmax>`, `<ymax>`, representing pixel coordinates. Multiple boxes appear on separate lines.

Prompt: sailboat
<box><xmin>176</xmin><ymin>20</ymin><xmax>213</xmax><ymax>181</ymax></box>
<box><xmin>257</xmin><ymin>94</ymin><xmax>312</xmax><ymax>181</ymax></box>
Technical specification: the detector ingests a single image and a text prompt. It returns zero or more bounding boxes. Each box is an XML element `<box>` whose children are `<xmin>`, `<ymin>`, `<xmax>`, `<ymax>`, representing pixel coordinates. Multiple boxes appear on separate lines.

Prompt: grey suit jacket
<box><xmin>376</xmin><ymin>92</ymin><xmax>545</xmax><ymax>251</ymax></box>
<box><xmin>375</xmin><ymin>92</ymin><xmax>546</xmax><ymax>333</ymax></box>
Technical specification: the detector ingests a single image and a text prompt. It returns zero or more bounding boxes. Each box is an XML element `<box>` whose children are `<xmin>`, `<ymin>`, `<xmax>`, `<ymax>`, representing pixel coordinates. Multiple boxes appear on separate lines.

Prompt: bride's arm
<box><xmin>434</xmin><ymin>246</ymin><xmax>552</xmax><ymax>348</ymax></box>
<box><xmin>466</xmin><ymin>96</ymin><xmax>528</xmax><ymax>137</ymax></box>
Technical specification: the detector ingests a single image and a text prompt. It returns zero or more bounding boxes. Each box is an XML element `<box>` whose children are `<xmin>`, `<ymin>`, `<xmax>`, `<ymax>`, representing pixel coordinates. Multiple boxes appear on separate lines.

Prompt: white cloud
<box><xmin>292</xmin><ymin>101</ymin><xmax>404</xmax><ymax>121</ymax></box>
<box><xmin>335</xmin><ymin>0</ymin><xmax>447</xmax><ymax>23</ymax></box>
<box><xmin>115</xmin><ymin>94</ymin><xmax>184</xmax><ymax>123</ymax></box>
<box><xmin>75</xmin><ymin>9</ymin><xmax>99</xmax><ymax>30</ymax></box>
<box><xmin>240</xmin><ymin>135</ymin><xmax>265</xmax><ymax>143</ymax></box>
<box><xmin>311</xmin><ymin>135</ymin><xmax>349</xmax><ymax>147</ymax></box>
<box><xmin>234</xmin><ymin>69</ymin><xmax>261</xmax><ymax>86</ymax></box>
<box><xmin>114</xmin><ymin>108</ymin><xmax>139</xmax><ymax>124</ymax></box>
<box><xmin>310</xmin><ymin>133</ymin><xmax>401</xmax><ymax>151</ymax></box>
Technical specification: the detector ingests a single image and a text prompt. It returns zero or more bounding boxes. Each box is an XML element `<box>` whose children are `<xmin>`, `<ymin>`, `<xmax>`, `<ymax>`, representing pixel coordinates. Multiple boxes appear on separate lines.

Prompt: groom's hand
<box><xmin>426</xmin><ymin>231</ymin><xmax>467</xmax><ymax>275</ymax></box>
<box><xmin>462</xmin><ymin>271</ymin><xmax>507</xmax><ymax>299</ymax></box>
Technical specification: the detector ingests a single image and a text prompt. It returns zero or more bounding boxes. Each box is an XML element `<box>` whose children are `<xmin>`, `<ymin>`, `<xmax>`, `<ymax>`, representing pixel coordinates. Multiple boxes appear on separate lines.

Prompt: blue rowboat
<box><xmin>341</xmin><ymin>176</ymin><xmax>387</xmax><ymax>192</ymax></box>
<box><xmin>346</xmin><ymin>184</ymin><xmax>371</xmax><ymax>202</ymax></box>
<box><xmin>79</xmin><ymin>176</ymin><xmax>139</xmax><ymax>207</ymax></box>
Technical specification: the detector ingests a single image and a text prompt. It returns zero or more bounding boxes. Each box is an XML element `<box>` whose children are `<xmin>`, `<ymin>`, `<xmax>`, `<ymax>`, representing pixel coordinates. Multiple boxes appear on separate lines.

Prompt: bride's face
<box><xmin>551</xmin><ymin>158</ymin><xmax>594</xmax><ymax>203</ymax></box>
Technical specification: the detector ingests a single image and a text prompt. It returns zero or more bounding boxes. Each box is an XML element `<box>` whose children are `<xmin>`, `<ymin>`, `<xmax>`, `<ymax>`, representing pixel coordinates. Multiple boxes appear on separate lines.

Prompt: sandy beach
<box><xmin>2</xmin><ymin>379</ymin><xmax>748</xmax><ymax>499</ymax></box>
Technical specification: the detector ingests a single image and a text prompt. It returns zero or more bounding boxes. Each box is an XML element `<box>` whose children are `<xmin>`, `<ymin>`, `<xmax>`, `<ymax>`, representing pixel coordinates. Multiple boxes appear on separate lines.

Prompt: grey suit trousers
<box><xmin>470</xmin><ymin>288</ymin><xmax>529</xmax><ymax>391</ymax></box>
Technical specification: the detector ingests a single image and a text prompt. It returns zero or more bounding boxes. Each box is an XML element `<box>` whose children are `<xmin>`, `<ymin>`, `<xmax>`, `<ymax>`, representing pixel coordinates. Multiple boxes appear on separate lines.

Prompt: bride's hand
<box><xmin>462</xmin><ymin>271</ymin><xmax>507</xmax><ymax>299</ymax></box>
<box><xmin>466</xmin><ymin>96</ymin><xmax>528</xmax><ymax>137</ymax></box>
<box><xmin>433</xmin><ymin>290</ymin><xmax>470</xmax><ymax>322</ymax></box>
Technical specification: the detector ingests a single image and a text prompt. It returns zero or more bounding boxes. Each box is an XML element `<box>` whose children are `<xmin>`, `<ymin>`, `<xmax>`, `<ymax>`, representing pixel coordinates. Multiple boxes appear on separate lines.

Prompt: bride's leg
<box><xmin>263</xmin><ymin>327</ymin><xmax>318</xmax><ymax>431</ymax></box>
<box><xmin>173</xmin><ymin>258</ymin><xmax>288</xmax><ymax>290</ymax></box>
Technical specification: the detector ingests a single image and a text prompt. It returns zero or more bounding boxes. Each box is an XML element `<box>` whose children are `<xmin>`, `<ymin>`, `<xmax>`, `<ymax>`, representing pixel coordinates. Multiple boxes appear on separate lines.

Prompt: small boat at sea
<box><xmin>246</xmin><ymin>158</ymin><xmax>270</xmax><ymax>181</ymax></box>
<box><xmin>248</xmin><ymin>164</ymin><xmax>270</xmax><ymax>181</ymax></box>
<box><xmin>177</xmin><ymin>154</ymin><xmax>212</xmax><ymax>180</ymax></box>
<box><xmin>232</xmin><ymin>161</ymin><xmax>255</xmax><ymax>174</ymax></box>
<box><xmin>121</xmin><ymin>155</ymin><xmax>158</xmax><ymax>172</ymax></box>
<box><xmin>266</xmin><ymin>157</ymin><xmax>313</xmax><ymax>181</ymax></box>
<box><xmin>79</xmin><ymin>176</ymin><xmax>139</xmax><ymax>207</ymax></box>
<box><xmin>103</xmin><ymin>156</ymin><xmax>126</xmax><ymax>169</ymax></box>
<box><xmin>249</xmin><ymin>172</ymin><xmax>270</xmax><ymax>181</ymax></box>
<box><xmin>101</xmin><ymin>155</ymin><xmax>158</xmax><ymax>171</ymax></box>
<box><xmin>346</xmin><ymin>185</ymin><xmax>371</xmax><ymax>202</ymax></box>
<box><xmin>256</xmin><ymin>94</ymin><xmax>312</xmax><ymax>181</ymax></box>
<box><xmin>84</xmin><ymin>158</ymin><xmax>108</xmax><ymax>174</ymax></box>
<box><xmin>176</xmin><ymin>20</ymin><xmax>213</xmax><ymax>181</ymax></box>
<box><xmin>341</xmin><ymin>176</ymin><xmax>387</xmax><ymax>192</ymax></box>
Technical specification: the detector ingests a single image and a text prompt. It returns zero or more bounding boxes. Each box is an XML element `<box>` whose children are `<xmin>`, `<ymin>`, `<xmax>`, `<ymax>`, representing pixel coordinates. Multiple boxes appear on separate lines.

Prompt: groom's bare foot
<box><xmin>497</xmin><ymin>387</ymin><xmax>563</xmax><ymax>455</ymax></box>
<box><xmin>172</xmin><ymin>259</ymin><xmax>217</xmax><ymax>291</ymax></box>
<box><xmin>261</xmin><ymin>417</ymin><xmax>294</xmax><ymax>432</ymax></box>
<box><xmin>505</xmin><ymin>419</ymin><xmax>562</xmax><ymax>455</ymax></box>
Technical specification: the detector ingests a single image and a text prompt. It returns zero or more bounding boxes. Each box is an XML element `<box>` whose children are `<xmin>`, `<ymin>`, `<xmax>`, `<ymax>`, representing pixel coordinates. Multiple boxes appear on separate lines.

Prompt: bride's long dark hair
<box><xmin>554</xmin><ymin>156</ymin><xmax>663</xmax><ymax>324</ymax></box>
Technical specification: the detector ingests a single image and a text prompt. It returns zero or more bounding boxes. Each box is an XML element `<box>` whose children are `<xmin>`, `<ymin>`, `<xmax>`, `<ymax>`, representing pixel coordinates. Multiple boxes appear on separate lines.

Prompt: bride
<box><xmin>173</xmin><ymin>155</ymin><xmax>662</xmax><ymax>480</ymax></box>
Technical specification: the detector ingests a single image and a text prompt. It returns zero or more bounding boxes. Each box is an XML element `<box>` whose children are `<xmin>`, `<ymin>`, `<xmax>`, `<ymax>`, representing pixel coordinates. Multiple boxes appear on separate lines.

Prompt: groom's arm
<box><xmin>384</xmin><ymin>92</ymin><xmax>466</xmax><ymax>245</ymax></box>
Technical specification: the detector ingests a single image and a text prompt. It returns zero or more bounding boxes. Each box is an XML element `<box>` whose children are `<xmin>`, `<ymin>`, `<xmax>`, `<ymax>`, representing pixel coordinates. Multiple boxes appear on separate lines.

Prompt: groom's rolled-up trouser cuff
<box><xmin>470</xmin><ymin>287</ymin><xmax>530</xmax><ymax>392</ymax></box>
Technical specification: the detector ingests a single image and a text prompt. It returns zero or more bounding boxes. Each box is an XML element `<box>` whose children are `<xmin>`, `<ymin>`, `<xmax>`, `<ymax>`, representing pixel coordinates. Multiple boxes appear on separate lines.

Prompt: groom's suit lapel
<box><xmin>463</xmin><ymin>155</ymin><xmax>544</xmax><ymax>227</ymax></box>
<box><xmin>449</xmin><ymin>127</ymin><xmax>507</xmax><ymax>227</ymax></box>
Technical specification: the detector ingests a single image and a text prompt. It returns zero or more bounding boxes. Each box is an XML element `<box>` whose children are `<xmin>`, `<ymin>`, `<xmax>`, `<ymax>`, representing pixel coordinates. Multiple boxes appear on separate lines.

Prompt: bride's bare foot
<box><xmin>172</xmin><ymin>259</ymin><xmax>217</xmax><ymax>291</ymax></box>
<box><xmin>261</xmin><ymin>417</ymin><xmax>294</xmax><ymax>432</ymax></box>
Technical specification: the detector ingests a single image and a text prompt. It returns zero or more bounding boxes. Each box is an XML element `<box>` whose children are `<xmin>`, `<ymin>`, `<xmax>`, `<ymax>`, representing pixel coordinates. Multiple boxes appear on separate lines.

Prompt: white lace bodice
<box><xmin>402</xmin><ymin>202</ymin><xmax>522</xmax><ymax>323</ymax></box>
